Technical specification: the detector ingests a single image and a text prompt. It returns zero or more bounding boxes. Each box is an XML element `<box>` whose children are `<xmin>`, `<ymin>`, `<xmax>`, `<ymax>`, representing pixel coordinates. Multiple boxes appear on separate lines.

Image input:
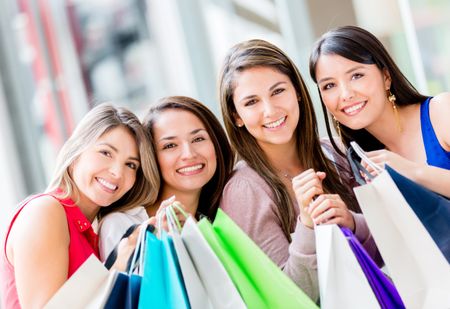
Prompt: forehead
<box><xmin>96</xmin><ymin>126</ymin><xmax>138</xmax><ymax>152</ymax></box>
<box><xmin>316</xmin><ymin>54</ymin><xmax>375</xmax><ymax>76</ymax></box>
<box><xmin>152</xmin><ymin>109</ymin><xmax>206</xmax><ymax>137</ymax></box>
<box><xmin>233</xmin><ymin>66</ymin><xmax>290</xmax><ymax>94</ymax></box>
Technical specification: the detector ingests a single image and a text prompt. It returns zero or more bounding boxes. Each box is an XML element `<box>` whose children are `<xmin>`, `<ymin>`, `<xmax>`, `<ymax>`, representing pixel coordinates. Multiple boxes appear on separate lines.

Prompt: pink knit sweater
<box><xmin>220</xmin><ymin>158</ymin><xmax>380</xmax><ymax>303</ymax></box>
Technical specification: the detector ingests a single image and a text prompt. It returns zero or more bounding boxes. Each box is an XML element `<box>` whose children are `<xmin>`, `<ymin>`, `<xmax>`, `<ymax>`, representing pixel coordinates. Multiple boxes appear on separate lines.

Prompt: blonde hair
<box><xmin>47</xmin><ymin>103</ymin><xmax>159</xmax><ymax>218</ymax></box>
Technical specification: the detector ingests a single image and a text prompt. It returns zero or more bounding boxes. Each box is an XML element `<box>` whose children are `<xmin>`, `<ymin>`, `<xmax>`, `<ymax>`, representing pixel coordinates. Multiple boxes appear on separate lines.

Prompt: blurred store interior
<box><xmin>1</xmin><ymin>0</ymin><xmax>449</xmax><ymax>233</ymax></box>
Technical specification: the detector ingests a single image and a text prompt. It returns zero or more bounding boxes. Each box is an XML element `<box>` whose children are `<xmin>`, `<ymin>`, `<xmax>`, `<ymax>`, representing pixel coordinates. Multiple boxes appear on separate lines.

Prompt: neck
<box><xmin>366</xmin><ymin>104</ymin><xmax>417</xmax><ymax>151</ymax></box>
<box><xmin>260</xmin><ymin>140</ymin><xmax>302</xmax><ymax>177</ymax></box>
<box><xmin>156</xmin><ymin>188</ymin><xmax>201</xmax><ymax>217</ymax></box>
<box><xmin>69</xmin><ymin>189</ymin><xmax>99</xmax><ymax>222</ymax></box>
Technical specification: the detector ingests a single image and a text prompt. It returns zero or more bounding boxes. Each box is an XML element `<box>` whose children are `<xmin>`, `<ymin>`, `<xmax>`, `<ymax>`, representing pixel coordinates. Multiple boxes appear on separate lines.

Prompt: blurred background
<box><xmin>0</xmin><ymin>0</ymin><xmax>449</xmax><ymax>233</ymax></box>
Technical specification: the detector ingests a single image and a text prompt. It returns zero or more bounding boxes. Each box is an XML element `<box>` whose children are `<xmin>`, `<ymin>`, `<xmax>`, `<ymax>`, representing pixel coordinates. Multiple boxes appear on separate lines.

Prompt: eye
<box><xmin>352</xmin><ymin>73</ymin><xmax>363</xmax><ymax>80</ymax></box>
<box><xmin>244</xmin><ymin>98</ymin><xmax>258</xmax><ymax>107</ymax></box>
<box><xmin>322</xmin><ymin>83</ymin><xmax>335</xmax><ymax>91</ymax></box>
<box><xmin>193</xmin><ymin>136</ymin><xmax>206</xmax><ymax>143</ymax></box>
<box><xmin>99</xmin><ymin>150</ymin><xmax>112</xmax><ymax>157</ymax></box>
<box><xmin>162</xmin><ymin>143</ymin><xmax>176</xmax><ymax>150</ymax></box>
<box><xmin>126</xmin><ymin>162</ymin><xmax>138</xmax><ymax>170</ymax></box>
<box><xmin>272</xmin><ymin>88</ymin><xmax>285</xmax><ymax>95</ymax></box>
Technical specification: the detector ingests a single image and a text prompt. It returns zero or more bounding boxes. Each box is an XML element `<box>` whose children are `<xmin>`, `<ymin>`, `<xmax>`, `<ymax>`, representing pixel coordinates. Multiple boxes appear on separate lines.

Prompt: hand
<box><xmin>111</xmin><ymin>225</ymin><xmax>141</xmax><ymax>272</ymax></box>
<box><xmin>363</xmin><ymin>149</ymin><xmax>418</xmax><ymax>179</ymax></box>
<box><xmin>308</xmin><ymin>194</ymin><xmax>355</xmax><ymax>231</ymax></box>
<box><xmin>152</xmin><ymin>199</ymin><xmax>188</xmax><ymax>233</ymax></box>
<box><xmin>292</xmin><ymin>169</ymin><xmax>326</xmax><ymax>228</ymax></box>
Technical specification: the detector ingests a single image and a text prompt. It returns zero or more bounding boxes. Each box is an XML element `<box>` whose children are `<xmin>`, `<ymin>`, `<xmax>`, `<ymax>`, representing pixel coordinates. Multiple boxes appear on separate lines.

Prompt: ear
<box><xmin>233</xmin><ymin>113</ymin><xmax>244</xmax><ymax>127</ymax></box>
<box><xmin>383</xmin><ymin>68</ymin><xmax>392</xmax><ymax>90</ymax></box>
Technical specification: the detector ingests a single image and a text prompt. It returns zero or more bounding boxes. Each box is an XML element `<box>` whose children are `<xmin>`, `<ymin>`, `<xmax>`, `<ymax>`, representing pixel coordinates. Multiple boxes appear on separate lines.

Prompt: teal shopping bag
<box><xmin>198</xmin><ymin>209</ymin><xmax>318</xmax><ymax>309</ymax></box>
<box><xmin>138</xmin><ymin>230</ymin><xmax>190</xmax><ymax>309</ymax></box>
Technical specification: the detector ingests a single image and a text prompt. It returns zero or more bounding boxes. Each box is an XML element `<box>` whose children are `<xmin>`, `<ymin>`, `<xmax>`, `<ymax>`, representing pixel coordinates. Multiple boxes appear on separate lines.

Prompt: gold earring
<box><xmin>333</xmin><ymin>116</ymin><xmax>342</xmax><ymax>140</ymax></box>
<box><xmin>388</xmin><ymin>90</ymin><xmax>402</xmax><ymax>132</ymax></box>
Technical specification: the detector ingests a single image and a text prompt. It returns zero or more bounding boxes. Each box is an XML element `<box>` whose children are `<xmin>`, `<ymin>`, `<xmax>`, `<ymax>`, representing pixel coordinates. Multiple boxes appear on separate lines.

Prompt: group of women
<box><xmin>1</xmin><ymin>25</ymin><xmax>449</xmax><ymax>308</ymax></box>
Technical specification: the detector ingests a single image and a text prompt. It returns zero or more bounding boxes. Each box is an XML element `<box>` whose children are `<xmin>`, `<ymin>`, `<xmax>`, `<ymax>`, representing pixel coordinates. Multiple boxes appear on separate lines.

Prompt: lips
<box><xmin>342</xmin><ymin>101</ymin><xmax>366</xmax><ymax>115</ymax></box>
<box><xmin>263</xmin><ymin>116</ymin><xmax>287</xmax><ymax>129</ymax></box>
<box><xmin>176</xmin><ymin>163</ymin><xmax>204</xmax><ymax>175</ymax></box>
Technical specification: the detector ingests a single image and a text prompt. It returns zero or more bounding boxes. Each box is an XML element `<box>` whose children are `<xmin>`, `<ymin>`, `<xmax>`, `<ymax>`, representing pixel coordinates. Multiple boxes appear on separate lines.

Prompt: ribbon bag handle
<box><xmin>347</xmin><ymin>141</ymin><xmax>383</xmax><ymax>185</ymax></box>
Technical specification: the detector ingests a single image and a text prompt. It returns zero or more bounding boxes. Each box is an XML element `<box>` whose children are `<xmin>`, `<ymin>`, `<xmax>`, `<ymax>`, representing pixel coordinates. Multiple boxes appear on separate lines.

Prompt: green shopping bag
<box><xmin>198</xmin><ymin>209</ymin><xmax>318</xmax><ymax>309</ymax></box>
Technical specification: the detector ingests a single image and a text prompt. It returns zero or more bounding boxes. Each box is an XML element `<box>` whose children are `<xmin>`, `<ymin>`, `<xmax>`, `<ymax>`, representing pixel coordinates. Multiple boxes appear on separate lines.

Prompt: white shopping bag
<box><xmin>353</xmin><ymin>168</ymin><xmax>450</xmax><ymax>309</ymax></box>
<box><xmin>182</xmin><ymin>217</ymin><xmax>246</xmax><ymax>309</ymax></box>
<box><xmin>315</xmin><ymin>224</ymin><xmax>379</xmax><ymax>309</ymax></box>
<box><xmin>44</xmin><ymin>254</ymin><xmax>116</xmax><ymax>309</ymax></box>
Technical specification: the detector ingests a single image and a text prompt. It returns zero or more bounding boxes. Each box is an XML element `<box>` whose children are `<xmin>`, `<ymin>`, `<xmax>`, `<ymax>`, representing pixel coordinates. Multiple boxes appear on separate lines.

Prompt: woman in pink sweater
<box><xmin>218</xmin><ymin>39</ymin><xmax>380</xmax><ymax>302</ymax></box>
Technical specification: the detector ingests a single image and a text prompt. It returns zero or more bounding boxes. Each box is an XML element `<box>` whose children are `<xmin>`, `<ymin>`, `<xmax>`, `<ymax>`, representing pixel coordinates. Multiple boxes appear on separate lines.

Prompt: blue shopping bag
<box><xmin>386</xmin><ymin>166</ymin><xmax>450</xmax><ymax>263</ymax></box>
<box><xmin>138</xmin><ymin>230</ymin><xmax>190</xmax><ymax>309</ymax></box>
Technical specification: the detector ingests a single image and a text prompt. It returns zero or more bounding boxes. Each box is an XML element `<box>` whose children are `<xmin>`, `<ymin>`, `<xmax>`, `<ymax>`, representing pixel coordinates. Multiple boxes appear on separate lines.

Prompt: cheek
<box><xmin>156</xmin><ymin>152</ymin><xmax>175</xmax><ymax>176</ymax></box>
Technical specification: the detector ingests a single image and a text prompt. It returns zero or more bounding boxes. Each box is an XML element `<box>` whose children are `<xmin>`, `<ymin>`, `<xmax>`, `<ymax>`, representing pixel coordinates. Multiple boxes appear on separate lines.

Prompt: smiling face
<box><xmin>152</xmin><ymin>109</ymin><xmax>217</xmax><ymax>197</ymax></box>
<box><xmin>71</xmin><ymin>126</ymin><xmax>139</xmax><ymax>211</ymax></box>
<box><xmin>232</xmin><ymin>66</ymin><xmax>300</xmax><ymax>151</ymax></box>
<box><xmin>315</xmin><ymin>54</ymin><xmax>391</xmax><ymax>130</ymax></box>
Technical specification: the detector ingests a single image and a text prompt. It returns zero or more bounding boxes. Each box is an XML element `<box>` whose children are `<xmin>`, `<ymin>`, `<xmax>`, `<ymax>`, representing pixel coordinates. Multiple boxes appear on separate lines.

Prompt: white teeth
<box><xmin>344</xmin><ymin>102</ymin><xmax>365</xmax><ymax>114</ymax></box>
<box><xmin>98</xmin><ymin>178</ymin><xmax>117</xmax><ymax>191</ymax></box>
<box><xmin>264</xmin><ymin>117</ymin><xmax>286</xmax><ymax>128</ymax></box>
<box><xmin>177</xmin><ymin>164</ymin><xmax>203</xmax><ymax>173</ymax></box>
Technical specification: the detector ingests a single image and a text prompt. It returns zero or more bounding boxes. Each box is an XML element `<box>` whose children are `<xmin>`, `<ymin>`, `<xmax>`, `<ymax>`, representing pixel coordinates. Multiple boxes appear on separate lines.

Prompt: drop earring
<box><xmin>333</xmin><ymin>116</ymin><xmax>342</xmax><ymax>140</ymax></box>
<box><xmin>388</xmin><ymin>90</ymin><xmax>402</xmax><ymax>132</ymax></box>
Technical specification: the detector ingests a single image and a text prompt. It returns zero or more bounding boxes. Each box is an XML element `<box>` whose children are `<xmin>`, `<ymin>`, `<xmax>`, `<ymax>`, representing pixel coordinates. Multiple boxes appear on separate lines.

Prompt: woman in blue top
<box><xmin>309</xmin><ymin>25</ymin><xmax>450</xmax><ymax>198</ymax></box>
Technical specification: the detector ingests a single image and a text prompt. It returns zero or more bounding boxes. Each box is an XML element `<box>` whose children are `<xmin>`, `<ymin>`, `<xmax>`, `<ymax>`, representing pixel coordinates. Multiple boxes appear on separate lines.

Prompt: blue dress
<box><xmin>420</xmin><ymin>97</ymin><xmax>450</xmax><ymax>169</ymax></box>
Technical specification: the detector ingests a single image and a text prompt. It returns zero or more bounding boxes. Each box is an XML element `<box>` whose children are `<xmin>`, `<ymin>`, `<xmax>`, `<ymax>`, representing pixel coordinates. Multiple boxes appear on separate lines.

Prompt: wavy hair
<box><xmin>47</xmin><ymin>103</ymin><xmax>159</xmax><ymax>219</ymax></box>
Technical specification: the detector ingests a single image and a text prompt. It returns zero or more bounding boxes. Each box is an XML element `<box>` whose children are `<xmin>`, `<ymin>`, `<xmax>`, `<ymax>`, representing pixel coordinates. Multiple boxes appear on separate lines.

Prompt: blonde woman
<box><xmin>0</xmin><ymin>103</ymin><xmax>158</xmax><ymax>308</ymax></box>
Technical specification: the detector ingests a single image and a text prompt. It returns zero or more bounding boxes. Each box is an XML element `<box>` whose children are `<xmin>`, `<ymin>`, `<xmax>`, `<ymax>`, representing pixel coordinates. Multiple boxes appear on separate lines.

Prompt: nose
<box><xmin>109</xmin><ymin>161</ymin><xmax>124</xmax><ymax>178</ymax></box>
<box><xmin>340</xmin><ymin>82</ymin><xmax>355</xmax><ymax>101</ymax></box>
<box><xmin>180</xmin><ymin>142</ymin><xmax>196</xmax><ymax>160</ymax></box>
<box><xmin>262</xmin><ymin>98</ymin><xmax>277</xmax><ymax>117</ymax></box>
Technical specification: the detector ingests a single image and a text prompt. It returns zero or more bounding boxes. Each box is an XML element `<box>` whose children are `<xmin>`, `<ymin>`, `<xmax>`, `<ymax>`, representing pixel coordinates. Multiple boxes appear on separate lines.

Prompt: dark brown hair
<box><xmin>309</xmin><ymin>25</ymin><xmax>427</xmax><ymax>153</ymax></box>
<box><xmin>142</xmin><ymin>96</ymin><xmax>234</xmax><ymax>220</ymax></box>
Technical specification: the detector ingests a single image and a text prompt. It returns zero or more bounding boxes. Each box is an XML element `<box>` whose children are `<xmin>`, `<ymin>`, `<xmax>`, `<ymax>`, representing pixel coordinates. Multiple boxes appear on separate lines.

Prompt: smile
<box><xmin>342</xmin><ymin>101</ymin><xmax>366</xmax><ymax>115</ymax></box>
<box><xmin>96</xmin><ymin>177</ymin><xmax>118</xmax><ymax>191</ymax></box>
<box><xmin>263</xmin><ymin>116</ymin><xmax>286</xmax><ymax>129</ymax></box>
<box><xmin>177</xmin><ymin>164</ymin><xmax>204</xmax><ymax>174</ymax></box>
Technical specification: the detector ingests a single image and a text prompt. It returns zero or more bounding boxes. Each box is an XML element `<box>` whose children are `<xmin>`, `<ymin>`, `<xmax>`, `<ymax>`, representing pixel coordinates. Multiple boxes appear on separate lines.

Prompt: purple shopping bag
<box><xmin>340</xmin><ymin>227</ymin><xmax>405</xmax><ymax>309</ymax></box>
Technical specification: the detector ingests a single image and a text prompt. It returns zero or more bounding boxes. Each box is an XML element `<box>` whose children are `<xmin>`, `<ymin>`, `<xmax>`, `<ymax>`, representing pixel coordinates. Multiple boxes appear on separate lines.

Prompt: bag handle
<box><xmin>157</xmin><ymin>201</ymin><xmax>190</xmax><ymax>237</ymax></box>
<box><xmin>346</xmin><ymin>141</ymin><xmax>382</xmax><ymax>185</ymax></box>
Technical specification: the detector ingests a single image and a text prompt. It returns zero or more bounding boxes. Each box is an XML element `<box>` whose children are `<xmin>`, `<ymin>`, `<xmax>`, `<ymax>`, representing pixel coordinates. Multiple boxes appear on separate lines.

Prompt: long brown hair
<box><xmin>309</xmin><ymin>25</ymin><xmax>428</xmax><ymax>153</ymax></box>
<box><xmin>219</xmin><ymin>39</ymin><xmax>359</xmax><ymax>239</ymax></box>
<box><xmin>142</xmin><ymin>96</ymin><xmax>235</xmax><ymax>220</ymax></box>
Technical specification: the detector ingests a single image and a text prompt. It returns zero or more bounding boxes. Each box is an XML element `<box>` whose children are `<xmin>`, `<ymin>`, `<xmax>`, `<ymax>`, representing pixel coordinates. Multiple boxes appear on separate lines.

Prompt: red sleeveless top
<box><xmin>0</xmin><ymin>191</ymin><xmax>99</xmax><ymax>308</ymax></box>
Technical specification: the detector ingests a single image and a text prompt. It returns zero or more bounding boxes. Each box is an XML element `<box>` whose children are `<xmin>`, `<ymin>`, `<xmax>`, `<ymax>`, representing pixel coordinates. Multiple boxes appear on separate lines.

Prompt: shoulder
<box><xmin>225</xmin><ymin>160</ymin><xmax>272</xmax><ymax>193</ymax></box>
<box><xmin>429</xmin><ymin>93</ymin><xmax>450</xmax><ymax>147</ymax></box>
<box><xmin>15</xmin><ymin>195</ymin><xmax>66</xmax><ymax>227</ymax></box>
<box><xmin>99</xmin><ymin>206</ymin><xmax>147</xmax><ymax>231</ymax></box>
<box><xmin>429</xmin><ymin>93</ymin><xmax>450</xmax><ymax>113</ymax></box>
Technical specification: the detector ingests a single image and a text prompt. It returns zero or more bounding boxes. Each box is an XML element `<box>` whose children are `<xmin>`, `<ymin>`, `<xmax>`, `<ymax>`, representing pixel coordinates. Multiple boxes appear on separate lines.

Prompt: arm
<box><xmin>8</xmin><ymin>196</ymin><xmax>69</xmax><ymax>308</ymax></box>
<box><xmin>220</xmin><ymin>175</ymin><xmax>319</xmax><ymax>302</ymax></box>
<box><xmin>98</xmin><ymin>211</ymin><xmax>144</xmax><ymax>261</ymax></box>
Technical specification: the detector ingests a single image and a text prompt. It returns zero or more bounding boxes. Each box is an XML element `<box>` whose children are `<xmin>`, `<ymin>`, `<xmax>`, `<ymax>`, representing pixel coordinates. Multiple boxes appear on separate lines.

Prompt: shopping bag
<box><xmin>44</xmin><ymin>254</ymin><xmax>115</xmax><ymax>309</ymax></box>
<box><xmin>165</xmin><ymin>205</ymin><xmax>215</xmax><ymax>309</ymax></box>
<box><xmin>315</xmin><ymin>224</ymin><xmax>380</xmax><ymax>308</ymax></box>
<box><xmin>138</xmin><ymin>230</ymin><xmax>190</xmax><ymax>309</ymax></box>
<box><xmin>386</xmin><ymin>165</ymin><xmax>450</xmax><ymax>262</ymax></box>
<box><xmin>103</xmin><ymin>222</ymin><xmax>153</xmax><ymax>309</ymax></box>
<box><xmin>340</xmin><ymin>227</ymin><xmax>405</xmax><ymax>308</ymax></box>
<box><xmin>182</xmin><ymin>217</ymin><xmax>246</xmax><ymax>309</ymax></box>
<box><xmin>348</xmin><ymin>142</ymin><xmax>450</xmax><ymax>309</ymax></box>
<box><xmin>198</xmin><ymin>209</ymin><xmax>318</xmax><ymax>309</ymax></box>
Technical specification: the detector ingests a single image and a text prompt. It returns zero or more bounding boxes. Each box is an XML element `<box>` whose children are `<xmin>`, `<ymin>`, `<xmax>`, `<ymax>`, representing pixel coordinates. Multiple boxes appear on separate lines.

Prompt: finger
<box><xmin>293</xmin><ymin>176</ymin><xmax>323</xmax><ymax>194</ymax></box>
<box><xmin>292</xmin><ymin>169</ymin><xmax>317</xmax><ymax>186</ymax></box>
<box><xmin>313</xmin><ymin>207</ymin><xmax>340</xmax><ymax>225</ymax></box>
<box><xmin>316</xmin><ymin>171</ymin><xmax>326</xmax><ymax>180</ymax></box>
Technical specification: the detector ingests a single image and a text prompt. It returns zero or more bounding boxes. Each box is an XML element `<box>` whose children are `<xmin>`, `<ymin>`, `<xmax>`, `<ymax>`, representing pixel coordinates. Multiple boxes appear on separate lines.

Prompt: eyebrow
<box><xmin>318</xmin><ymin>65</ymin><xmax>366</xmax><ymax>84</ymax></box>
<box><xmin>158</xmin><ymin>128</ymin><xmax>207</xmax><ymax>142</ymax></box>
<box><xmin>98</xmin><ymin>142</ymin><xmax>140</xmax><ymax>162</ymax></box>
<box><xmin>239</xmin><ymin>81</ymin><xmax>287</xmax><ymax>102</ymax></box>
